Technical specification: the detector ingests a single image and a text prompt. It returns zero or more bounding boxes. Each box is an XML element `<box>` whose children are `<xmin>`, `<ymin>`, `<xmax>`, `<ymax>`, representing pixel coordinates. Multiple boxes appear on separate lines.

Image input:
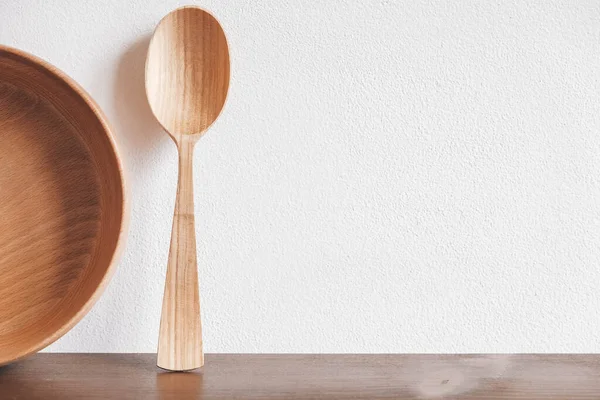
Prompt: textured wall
<box><xmin>1</xmin><ymin>0</ymin><xmax>599</xmax><ymax>353</ymax></box>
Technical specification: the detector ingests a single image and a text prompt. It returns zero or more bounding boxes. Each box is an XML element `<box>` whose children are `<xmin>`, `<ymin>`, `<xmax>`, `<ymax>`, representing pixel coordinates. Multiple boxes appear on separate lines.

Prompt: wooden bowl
<box><xmin>0</xmin><ymin>46</ymin><xmax>126</xmax><ymax>365</ymax></box>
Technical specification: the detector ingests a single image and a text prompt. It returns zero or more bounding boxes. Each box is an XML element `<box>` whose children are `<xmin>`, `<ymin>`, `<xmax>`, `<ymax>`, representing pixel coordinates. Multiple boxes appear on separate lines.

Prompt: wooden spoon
<box><xmin>145</xmin><ymin>6</ymin><xmax>230</xmax><ymax>371</ymax></box>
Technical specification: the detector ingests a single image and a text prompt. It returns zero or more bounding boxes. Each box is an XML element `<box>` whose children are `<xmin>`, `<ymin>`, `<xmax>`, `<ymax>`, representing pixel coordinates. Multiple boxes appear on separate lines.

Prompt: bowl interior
<box><xmin>0</xmin><ymin>48</ymin><xmax>124</xmax><ymax>364</ymax></box>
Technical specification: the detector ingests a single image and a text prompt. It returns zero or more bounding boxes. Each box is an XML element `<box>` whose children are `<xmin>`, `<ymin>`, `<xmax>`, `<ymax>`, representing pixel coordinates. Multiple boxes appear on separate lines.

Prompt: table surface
<box><xmin>1</xmin><ymin>354</ymin><xmax>600</xmax><ymax>399</ymax></box>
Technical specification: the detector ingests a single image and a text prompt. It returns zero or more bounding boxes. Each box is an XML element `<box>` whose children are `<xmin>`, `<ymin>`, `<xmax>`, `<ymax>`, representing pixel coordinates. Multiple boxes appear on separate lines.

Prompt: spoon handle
<box><xmin>157</xmin><ymin>139</ymin><xmax>203</xmax><ymax>371</ymax></box>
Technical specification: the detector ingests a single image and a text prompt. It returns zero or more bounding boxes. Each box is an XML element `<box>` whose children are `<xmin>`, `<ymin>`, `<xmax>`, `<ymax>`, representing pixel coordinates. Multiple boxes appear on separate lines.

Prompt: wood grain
<box><xmin>2</xmin><ymin>354</ymin><xmax>600</xmax><ymax>399</ymax></box>
<box><xmin>0</xmin><ymin>47</ymin><xmax>126</xmax><ymax>366</ymax></box>
<box><xmin>145</xmin><ymin>6</ymin><xmax>230</xmax><ymax>371</ymax></box>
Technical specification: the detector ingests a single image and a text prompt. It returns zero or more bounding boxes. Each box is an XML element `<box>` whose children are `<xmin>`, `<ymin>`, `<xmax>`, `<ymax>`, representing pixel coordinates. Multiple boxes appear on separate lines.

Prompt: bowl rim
<box><xmin>0</xmin><ymin>45</ymin><xmax>129</xmax><ymax>365</ymax></box>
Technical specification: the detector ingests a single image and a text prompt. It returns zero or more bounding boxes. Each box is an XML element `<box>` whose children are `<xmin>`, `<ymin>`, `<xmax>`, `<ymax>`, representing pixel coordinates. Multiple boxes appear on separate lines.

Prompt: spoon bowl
<box><xmin>146</xmin><ymin>6</ymin><xmax>230</xmax><ymax>140</ymax></box>
<box><xmin>145</xmin><ymin>6</ymin><xmax>230</xmax><ymax>371</ymax></box>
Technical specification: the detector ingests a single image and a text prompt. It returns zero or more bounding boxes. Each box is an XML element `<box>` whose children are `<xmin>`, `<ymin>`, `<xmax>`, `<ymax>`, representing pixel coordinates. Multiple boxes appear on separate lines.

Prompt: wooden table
<box><xmin>1</xmin><ymin>354</ymin><xmax>599</xmax><ymax>399</ymax></box>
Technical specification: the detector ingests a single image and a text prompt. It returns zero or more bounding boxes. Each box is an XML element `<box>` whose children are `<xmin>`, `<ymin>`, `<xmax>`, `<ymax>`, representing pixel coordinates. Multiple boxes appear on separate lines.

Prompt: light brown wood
<box><xmin>0</xmin><ymin>47</ymin><xmax>127</xmax><ymax>366</ymax></box>
<box><xmin>145</xmin><ymin>6</ymin><xmax>230</xmax><ymax>371</ymax></box>
<box><xmin>3</xmin><ymin>354</ymin><xmax>600</xmax><ymax>399</ymax></box>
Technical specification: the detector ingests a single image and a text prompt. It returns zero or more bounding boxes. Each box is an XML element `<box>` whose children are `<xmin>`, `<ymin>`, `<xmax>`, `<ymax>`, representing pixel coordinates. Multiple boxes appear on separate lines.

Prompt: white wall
<box><xmin>2</xmin><ymin>0</ymin><xmax>599</xmax><ymax>353</ymax></box>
